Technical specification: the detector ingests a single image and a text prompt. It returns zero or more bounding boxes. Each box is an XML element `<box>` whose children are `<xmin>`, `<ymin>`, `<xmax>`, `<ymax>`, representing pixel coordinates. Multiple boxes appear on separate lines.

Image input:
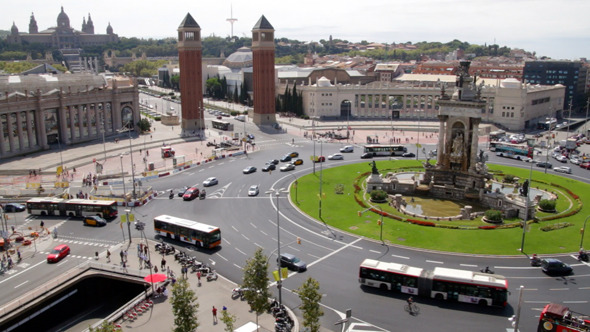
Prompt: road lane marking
<box><xmin>249</xmin><ymin>222</ymin><xmax>257</xmax><ymax>229</ymax></box>
<box><xmin>14</xmin><ymin>280</ymin><xmax>29</xmax><ymax>288</ymax></box>
<box><xmin>260</xmin><ymin>231</ymin><xmax>268</xmax><ymax>236</ymax></box>
<box><xmin>232</xmin><ymin>226</ymin><xmax>239</xmax><ymax>232</ymax></box>
<box><xmin>391</xmin><ymin>254</ymin><xmax>409</xmax><ymax>259</ymax></box>
<box><xmin>563</xmin><ymin>300</ymin><xmax>588</xmax><ymax>303</ymax></box>
<box><xmin>369</xmin><ymin>250</ymin><xmax>381</xmax><ymax>254</ymax></box>
<box><xmin>549</xmin><ymin>288</ymin><xmax>569</xmax><ymax>291</ymax></box>
<box><xmin>216</xmin><ymin>253</ymin><xmax>228</xmax><ymax>261</ymax></box>
<box><xmin>241</xmin><ymin>234</ymin><xmax>250</xmax><ymax>241</ymax></box>
<box><xmin>0</xmin><ymin>260</ymin><xmax>46</xmax><ymax>285</ymax></box>
<box><xmin>235</xmin><ymin>248</ymin><xmax>247</xmax><ymax>256</ymax></box>
<box><xmin>254</xmin><ymin>243</ymin><xmax>264</xmax><ymax>249</ymax></box>
<box><xmin>460</xmin><ymin>264</ymin><xmax>478</xmax><ymax>267</ymax></box>
<box><xmin>426</xmin><ymin>260</ymin><xmax>443</xmax><ymax>264</ymax></box>
<box><xmin>233</xmin><ymin>263</ymin><xmax>242</xmax><ymax>269</ymax></box>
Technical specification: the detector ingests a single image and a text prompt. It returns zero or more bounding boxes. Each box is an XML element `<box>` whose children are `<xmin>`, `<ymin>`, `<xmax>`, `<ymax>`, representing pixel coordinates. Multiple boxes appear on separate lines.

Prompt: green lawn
<box><xmin>291</xmin><ymin>160</ymin><xmax>589</xmax><ymax>255</ymax></box>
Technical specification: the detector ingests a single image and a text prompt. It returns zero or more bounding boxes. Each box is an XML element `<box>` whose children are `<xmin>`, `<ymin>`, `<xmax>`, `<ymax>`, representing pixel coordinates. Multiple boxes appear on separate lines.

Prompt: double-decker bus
<box><xmin>537</xmin><ymin>303</ymin><xmax>590</xmax><ymax>332</ymax></box>
<box><xmin>26</xmin><ymin>198</ymin><xmax>118</xmax><ymax>219</ymax></box>
<box><xmin>359</xmin><ymin>259</ymin><xmax>508</xmax><ymax>307</ymax></box>
<box><xmin>363</xmin><ymin>144</ymin><xmax>407</xmax><ymax>157</ymax></box>
<box><xmin>211</xmin><ymin>120</ymin><xmax>233</xmax><ymax>131</ymax></box>
<box><xmin>489</xmin><ymin>141</ymin><xmax>533</xmax><ymax>159</ymax></box>
<box><xmin>153</xmin><ymin>214</ymin><xmax>221</xmax><ymax>249</ymax></box>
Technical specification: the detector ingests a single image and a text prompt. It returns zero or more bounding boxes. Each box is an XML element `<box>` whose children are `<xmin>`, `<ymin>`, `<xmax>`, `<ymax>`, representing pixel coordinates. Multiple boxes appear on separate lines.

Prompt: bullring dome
<box><xmin>57</xmin><ymin>6</ymin><xmax>70</xmax><ymax>28</ymax></box>
<box><xmin>222</xmin><ymin>47</ymin><xmax>253</xmax><ymax>69</ymax></box>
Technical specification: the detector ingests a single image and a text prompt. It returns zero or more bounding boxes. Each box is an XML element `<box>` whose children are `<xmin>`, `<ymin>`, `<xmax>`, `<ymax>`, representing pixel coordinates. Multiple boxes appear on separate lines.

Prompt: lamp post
<box><xmin>56</xmin><ymin>137</ymin><xmax>64</xmax><ymax>171</ymax></box>
<box><xmin>520</xmin><ymin>138</ymin><xmax>535</xmax><ymax>253</ymax></box>
<box><xmin>312</xmin><ymin>118</ymin><xmax>317</xmax><ymax>174</ymax></box>
<box><xmin>124</xmin><ymin>209</ymin><xmax>132</xmax><ymax>244</ymax></box>
<box><xmin>119</xmin><ymin>154</ymin><xmax>127</xmax><ymax>204</ymax></box>
<box><xmin>585</xmin><ymin>98</ymin><xmax>589</xmax><ymax>136</ymax></box>
<box><xmin>359</xmin><ymin>205</ymin><xmax>384</xmax><ymax>245</ymax></box>
<box><xmin>580</xmin><ymin>215</ymin><xmax>590</xmax><ymax>250</ymax></box>
<box><xmin>566</xmin><ymin>99</ymin><xmax>573</xmax><ymax>139</ymax></box>
<box><xmin>319</xmin><ymin>139</ymin><xmax>323</xmax><ymax>219</ymax></box>
<box><xmin>266</xmin><ymin>188</ymin><xmax>288</xmax><ymax>306</ymax></box>
<box><xmin>416</xmin><ymin>109</ymin><xmax>423</xmax><ymax>160</ymax></box>
<box><xmin>127</xmin><ymin>121</ymin><xmax>137</xmax><ymax>200</ymax></box>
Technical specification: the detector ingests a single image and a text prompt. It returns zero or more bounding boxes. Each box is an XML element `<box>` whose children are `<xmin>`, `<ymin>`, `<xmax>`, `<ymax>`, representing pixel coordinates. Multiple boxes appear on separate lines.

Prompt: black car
<box><xmin>247</xmin><ymin>134</ymin><xmax>255</xmax><ymax>140</ymax></box>
<box><xmin>262</xmin><ymin>163</ymin><xmax>276</xmax><ymax>172</ymax></box>
<box><xmin>243</xmin><ymin>166</ymin><xmax>257</xmax><ymax>174</ymax></box>
<box><xmin>541</xmin><ymin>258</ymin><xmax>572</xmax><ymax>275</ymax></box>
<box><xmin>2</xmin><ymin>203</ymin><xmax>26</xmax><ymax>212</ymax></box>
<box><xmin>177</xmin><ymin>186</ymin><xmax>190</xmax><ymax>197</ymax></box>
<box><xmin>360</xmin><ymin>152</ymin><xmax>373</xmax><ymax>159</ymax></box>
<box><xmin>536</xmin><ymin>162</ymin><xmax>553</xmax><ymax>169</ymax></box>
<box><xmin>402</xmin><ymin>152</ymin><xmax>415</xmax><ymax>158</ymax></box>
<box><xmin>280</xmin><ymin>155</ymin><xmax>292</xmax><ymax>162</ymax></box>
<box><xmin>268</xmin><ymin>159</ymin><xmax>279</xmax><ymax>165</ymax></box>
<box><xmin>279</xmin><ymin>253</ymin><xmax>307</xmax><ymax>272</ymax></box>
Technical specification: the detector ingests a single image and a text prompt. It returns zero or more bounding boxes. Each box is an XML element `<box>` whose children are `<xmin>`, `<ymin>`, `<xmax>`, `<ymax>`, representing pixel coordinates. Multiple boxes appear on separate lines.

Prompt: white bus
<box><xmin>153</xmin><ymin>215</ymin><xmax>221</xmax><ymax>249</ymax></box>
<box><xmin>359</xmin><ymin>259</ymin><xmax>508</xmax><ymax>307</ymax></box>
<box><xmin>26</xmin><ymin>197</ymin><xmax>118</xmax><ymax>219</ymax></box>
<box><xmin>363</xmin><ymin>144</ymin><xmax>407</xmax><ymax>157</ymax></box>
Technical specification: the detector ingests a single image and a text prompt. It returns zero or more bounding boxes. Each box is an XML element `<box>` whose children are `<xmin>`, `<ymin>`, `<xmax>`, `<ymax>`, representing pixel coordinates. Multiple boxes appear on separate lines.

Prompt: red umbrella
<box><xmin>144</xmin><ymin>273</ymin><xmax>167</xmax><ymax>283</ymax></box>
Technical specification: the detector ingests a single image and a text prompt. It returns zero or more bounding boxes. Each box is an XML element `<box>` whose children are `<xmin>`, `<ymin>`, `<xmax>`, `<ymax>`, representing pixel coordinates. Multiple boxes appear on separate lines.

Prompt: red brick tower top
<box><xmin>177</xmin><ymin>13</ymin><xmax>205</xmax><ymax>131</ymax></box>
<box><xmin>251</xmin><ymin>15</ymin><xmax>276</xmax><ymax>126</ymax></box>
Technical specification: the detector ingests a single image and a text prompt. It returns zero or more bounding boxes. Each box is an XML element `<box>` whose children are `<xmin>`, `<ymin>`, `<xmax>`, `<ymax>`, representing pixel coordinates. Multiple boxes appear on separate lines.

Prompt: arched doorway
<box><xmin>340</xmin><ymin>100</ymin><xmax>352</xmax><ymax>119</ymax></box>
<box><xmin>121</xmin><ymin>106</ymin><xmax>133</xmax><ymax>129</ymax></box>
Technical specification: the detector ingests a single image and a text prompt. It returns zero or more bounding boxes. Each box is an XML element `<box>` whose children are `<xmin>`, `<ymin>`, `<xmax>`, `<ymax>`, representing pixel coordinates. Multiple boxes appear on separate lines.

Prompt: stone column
<box><xmin>58</xmin><ymin>103</ymin><xmax>68</xmax><ymax>143</ymax></box>
<box><xmin>26</xmin><ymin>110</ymin><xmax>35</xmax><ymax>148</ymax></box>
<box><xmin>469</xmin><ymin>118</ymin><xmax>480</xmax><ymax>172</ymax></box>
<box><xmin>77</xmin><ymin>104</ymin><xmax>84</xmax><ymax>139</ymax></box>
<box><xmin>6</xmin><ymin>113</ymin><xmax>15</xmax><ymax>152</ymax></box>
<box><xmin>16</xmin><ymin>111</ymin><xmax>24</xmax><ymax>150</ymax></box>
<box><xmin>35</xmin><ymin>108</ymin><xmax>47</xmax><ymax>149</ymax></box>
<box><xmin>437</xmin><ymin>114</ymin><xmax>446</xmax><ymax>164</ymax></box>
<box><xmin>0</xmin><ymin>115</ymin><xmax>6</xmax><ymax>155</ymax></box>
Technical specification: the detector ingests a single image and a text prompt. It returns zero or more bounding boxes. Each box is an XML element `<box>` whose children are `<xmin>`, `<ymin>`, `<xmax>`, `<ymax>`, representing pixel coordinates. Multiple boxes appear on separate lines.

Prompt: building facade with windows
<box><xmin>0</xmin><ymin>73</ymin><xmax>139</xmax><ymax>159</ymax></box>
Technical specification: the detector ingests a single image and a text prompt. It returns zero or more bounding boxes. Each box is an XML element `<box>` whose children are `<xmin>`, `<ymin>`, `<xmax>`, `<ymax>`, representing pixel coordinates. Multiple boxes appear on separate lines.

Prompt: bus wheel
<box><xmin>435</xmin><ymin>293</ymin><xmax>444</xmax><ymax>301</ymax></box>
<box><xmin>379</xmin><ymin>283</ymin><xmax>388</xmax><ymax>291</ymax></box>
<box><xmin>478</xmin><ymin>299</ymin><xmax>488</xmax><ymax>306</ymax></box>
<box><xmin>41</xmin><ymin>211</ymin><xmax>46</xmax><ymax>216</ymax></box>
<box><xmin>68</xmin><ymin>212</ymin><xmax>74</xmax><ymax>217</ymax></box>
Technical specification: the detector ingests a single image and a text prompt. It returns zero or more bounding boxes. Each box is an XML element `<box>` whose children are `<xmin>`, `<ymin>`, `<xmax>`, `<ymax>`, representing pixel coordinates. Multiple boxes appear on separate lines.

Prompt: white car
<box><xmin>280</xmin><ymin>163</ymin><xmax>295</xmax><ymax>172</ymax></box>
<box><xmin>203</xmin><ymin>177</ymin><xmax>218</xmax><ymax>187</ymax></box>
<box><xmin>554</xmin><ymin>166</ymin><xmax>572</xmax><ymax>174</ymax></box>
<box><xmin>248</xmin><ymin>185</ymin><xmax>259</xmax><ymax>196</ymax></box>
<box><xmin>555</xmin><ymin>155</ymin><xmax>568</xmax><ymax>163</ymax></box>
<box><xmin>328</xmin><ymin>153</ymin><xmax>344</xmax><ymax>160</ymax></box>
<box><xmin>339</xmin><ymin>145</ymin><xmax>354</xmax><ymax>153</ymax></box>
<box><xmin>570</xmin><ymin>158</ymin><xmax>581</xmax><ymax>165</ymax></box>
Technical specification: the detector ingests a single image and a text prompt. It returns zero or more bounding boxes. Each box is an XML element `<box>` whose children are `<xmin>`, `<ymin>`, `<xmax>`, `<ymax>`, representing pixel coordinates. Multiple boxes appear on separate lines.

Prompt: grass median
<box><xmin>290</xmin><ymin>159</ymin><xmax>589</xmax><ymax>255</ymax></box>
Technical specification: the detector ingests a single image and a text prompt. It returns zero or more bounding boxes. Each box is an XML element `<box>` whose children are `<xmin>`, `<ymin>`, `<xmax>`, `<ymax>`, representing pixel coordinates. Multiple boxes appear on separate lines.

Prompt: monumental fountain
<box><xmin>367</xmin><ymin>61</ymin><xmax>537</xmax><ymax>221</ymax></box>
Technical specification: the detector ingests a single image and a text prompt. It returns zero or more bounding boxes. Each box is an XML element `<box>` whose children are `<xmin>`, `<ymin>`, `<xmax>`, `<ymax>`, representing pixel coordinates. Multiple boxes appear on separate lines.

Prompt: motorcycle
<box><xmin>199</xmin><ymin>190</ymin><xmax>206</xmax><ymax>200</ymax></box>
<box><xmin>530</xmin><ymin>255</ymin><xmax>542</xmax><ymax>267</ymax></box>
<box><xmin>480</xmin><ymin>267</ymin><xmax>494</xmax><ymax>274</ymax></box>
<box><xmin>206</xmin><ymin>270</ymin><xmax>218</xmax><ymax>281</ymax></box>
<box><xmin>231</xmin><ymin>287</ymin><xmax>249</xmax><ymax>299</ymax></box>
<box><xmin>169</xmin><ymin>191</ymin><xmax>174</xmax><ymax>199</ymax></box>
<box><xmin>578</xmin><ymin>250</ymin><xmax>589</xmax><ymax>262</ymax></box>
<box><xmin>155</xmin><ymin>243</ymin><xmax>175</xmax><ymax>255</ymax></box>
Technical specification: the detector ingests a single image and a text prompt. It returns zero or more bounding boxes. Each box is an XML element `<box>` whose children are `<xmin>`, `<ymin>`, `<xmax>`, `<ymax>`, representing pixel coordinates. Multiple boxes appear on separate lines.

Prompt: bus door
<box><xmin>56</xmin><ymin>202</ymin><xmax>67</xmax><ymax>216</ymax></box>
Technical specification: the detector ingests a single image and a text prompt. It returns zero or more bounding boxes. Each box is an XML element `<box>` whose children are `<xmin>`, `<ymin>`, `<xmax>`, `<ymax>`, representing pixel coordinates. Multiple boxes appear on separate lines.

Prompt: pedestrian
<box><xmin>167</xmin><ymin>265</ymin><xmax>170</xmax><ymax>277</ymax></box>
<box><xmin>212</xmin><ymin>306</ymin><xmax>217</xmax><ymax>323</ymax></box>
<box><xmin>197</xmin><ymin>271</ymin><xmax>201</xmax><ymax>286</ymax></box>
<box><xmin>95</xmin><ymin>251</ymin><xmax>99</xmax><ymax>260</ymax></box>
<box><xmin>123</xmin><ymin>250</ymin><xmax>128</xmax><ymax>262</ymax></box>
<box><xmin>11</xmin><ymin>225</ymin><xmax>15</xmax><ymax>233</ymax></box>
<box><xmin>154</xmin><ymin>266</ymin><xmax>158</xmax><ymax>273</ymax></box>
<box><xmin>120</xmin><ymin>250</ymin><xmax>124</xmax><ymax>263</ymax></box>
<box><xmin>144</xmin><ymin>246</ymin><xmax>148</xmax><ymax>256</ymax></box>
<box><xmin>40</xmin><ymin>220</ymin><xmax>45</xmax><ymax>229</ymax></box>
<box><xmin>106</xmin><ymin>249</ymin><xmax>111</xmax><ymax>263</ymax></box>
<box><xmin>161</xmin><ymin>257</ymin><xmax>166</xmax><ymax>270</ymax></box>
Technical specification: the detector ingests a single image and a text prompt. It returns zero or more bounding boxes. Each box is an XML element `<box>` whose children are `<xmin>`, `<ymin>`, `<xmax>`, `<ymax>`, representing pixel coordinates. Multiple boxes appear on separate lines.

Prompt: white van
<box><xmin>340</xmin><ymin>145</ymin><xmax>354</xmax><ymax>153</ymax></box>
<box><xmin>234</xmin><ymin>115</ymin><xmax>246</xmax><ymax>122</ymax></box>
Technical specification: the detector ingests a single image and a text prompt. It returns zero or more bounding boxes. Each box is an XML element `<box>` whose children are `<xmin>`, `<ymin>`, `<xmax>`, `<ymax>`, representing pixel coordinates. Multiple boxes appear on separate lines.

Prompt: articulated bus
<box><xmin>26</xmin><ymin>198</ymin><xmax>118</xmax><ymax>219</ymax></box>
<box><xmin>359</xmin><ymin>259</ymin><xmax>508</xmax><ymax>307</ymax></box>
<box><xmin>363</xmin><ymin>144</ymin><xmax>407</xmax><ymax>157</ymax></box>
<box><xmin>211</xmin><ymin>120</ymin><xmax>233</xmax><ymax>131</ymax></box>
<box><xmin>153</xmin><ymin>214</ymin><xmax>221</xmax><ymax>249</ymax></box>
<box><xmin>538</xmin><ymin>303</ymin><xmax>590</xmax><ymax>332</ymax></box>
<box><xmin>489</xmin><ymin>141</ymin><xmax>532</xmax><ymax>158</ymax></box>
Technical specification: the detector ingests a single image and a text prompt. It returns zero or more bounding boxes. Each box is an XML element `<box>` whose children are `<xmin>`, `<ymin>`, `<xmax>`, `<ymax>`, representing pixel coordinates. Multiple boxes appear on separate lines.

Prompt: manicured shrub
<box><xmin>538</xmin><ymin>199</ymin><xmax>556</xmax><ymax>211</ymax></box>
<box><xmin>370</xmin><ymin>190</ymin><xmax>388</xmax><ymax>202</ymax></box>
<box><xmin>484</xmin><ymin>209</ymin><xmax>502</xmax><ymax>222</ymax></box>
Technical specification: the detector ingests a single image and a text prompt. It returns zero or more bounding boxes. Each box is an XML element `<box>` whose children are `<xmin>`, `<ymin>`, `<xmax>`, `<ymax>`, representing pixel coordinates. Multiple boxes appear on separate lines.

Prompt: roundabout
<box><xmin>291</xmin><ymin>160</ymin><xmax>589</xmax><ymax>255</ymax></box>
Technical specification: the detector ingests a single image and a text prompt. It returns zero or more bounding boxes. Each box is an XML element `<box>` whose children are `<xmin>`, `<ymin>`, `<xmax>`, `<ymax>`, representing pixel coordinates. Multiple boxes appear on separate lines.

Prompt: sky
<box><xmin>3</xmin><ymin>0</ymin><xmax>589</xmax><ymax>60</ymax></box>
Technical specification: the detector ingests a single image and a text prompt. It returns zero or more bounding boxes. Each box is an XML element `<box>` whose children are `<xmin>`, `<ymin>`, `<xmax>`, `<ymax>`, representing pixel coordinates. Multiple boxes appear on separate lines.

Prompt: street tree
<box><xmin>242</xmin><ymin>248</ymin><xmax>271</xmax><ymax>325</ymax></box>
<box><xmin>170</xmin><ymin>278</ymin><xmax>199</xmax><ymax>332</ymax></box>
<box><xmin>137</xmin><ymin>118</ymin><xmax>151</xmax><ymax>133</ymax></box>
<box><xmin>297</xmin><ymin>277</ymin><xmax>324</xmax><ymax>332</ymax></box>
<box><xmin>220</xmin><ymin>308</ymin><xmax>237</xmax><ymax>332</ymax></box>
<box><xmin>88</xmin><ymin>320</ymin><xmax>118</xmax><ymax>332</ymax></box>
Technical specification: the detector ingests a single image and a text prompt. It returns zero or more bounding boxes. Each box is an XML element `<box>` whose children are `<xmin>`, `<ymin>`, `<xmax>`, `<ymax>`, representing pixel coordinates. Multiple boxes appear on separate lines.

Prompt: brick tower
<box><xmin>251</xmin><ymin>15</ymin><xmax>276</xmax><ymax>126</ymax></box>
<box><xmin>177</xmin><ymin>13</ymin><xmax>205</xmax><ymax>131</ymax></box>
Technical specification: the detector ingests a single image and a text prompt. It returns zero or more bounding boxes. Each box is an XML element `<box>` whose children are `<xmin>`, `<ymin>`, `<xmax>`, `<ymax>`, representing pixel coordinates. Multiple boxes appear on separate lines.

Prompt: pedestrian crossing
<box><xmin>54</xmin><ymin>236</ymin><xmax>119</xmax><ymax>248</ymax></box>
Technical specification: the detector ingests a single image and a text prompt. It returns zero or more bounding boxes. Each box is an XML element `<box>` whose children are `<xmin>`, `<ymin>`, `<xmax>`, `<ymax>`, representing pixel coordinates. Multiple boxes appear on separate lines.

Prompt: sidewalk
<box><xmin>105</xmin><ymin>238</ymin><xmax>278</xmax><ymax>332</ymax></box>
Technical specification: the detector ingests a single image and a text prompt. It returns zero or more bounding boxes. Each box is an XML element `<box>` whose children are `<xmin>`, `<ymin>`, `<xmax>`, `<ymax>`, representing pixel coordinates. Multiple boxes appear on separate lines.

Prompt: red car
<box><xmin>580</xmin><ymin>162</ymin><xmax>590</xmax><ymax>169</ymax></box>
<box><xmin>183</xmin><ymin>186</ymin><xmax>200</xmax><ymax>200</ymax></box>
<box><xmin>47</xmin><ymin>244</ymin><xmax>70</xmax><ymax>263</ymax></box>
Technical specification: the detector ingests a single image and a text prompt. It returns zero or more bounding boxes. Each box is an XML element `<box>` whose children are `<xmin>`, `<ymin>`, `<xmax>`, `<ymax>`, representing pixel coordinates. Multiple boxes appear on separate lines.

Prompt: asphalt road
<box><xmin>2</xmin><ymin>133</ymin><xmax>590</xmax><ymax>332</ymax></box>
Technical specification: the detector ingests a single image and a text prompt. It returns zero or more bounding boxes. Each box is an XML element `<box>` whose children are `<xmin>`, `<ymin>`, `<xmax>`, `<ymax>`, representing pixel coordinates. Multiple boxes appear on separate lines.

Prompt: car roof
<box><xmin>281</xmin><ymin>253</ymin><xmax>296</xmax><ymax>259</ymax></box>
<box><xmin>54</xmin><ymin>244</ymin><xmax>69</xmax><ymax>249</ymax></box>
<box><xmin>543</xmin><ymin>258</ymin><xmax>562</xmax><ymax>263</ymax></box>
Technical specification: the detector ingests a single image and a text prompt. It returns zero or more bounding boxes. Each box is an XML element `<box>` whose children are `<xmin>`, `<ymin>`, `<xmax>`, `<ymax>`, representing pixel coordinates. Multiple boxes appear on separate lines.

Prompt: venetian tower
<box><xmin>177</xmin><ymin>13</ymin><xmax>205</xmax><ymax>131</ymax></box>
<box><xmin>251</xmin><ymin>15</ymin><xmax>276</xmax><ymax>126</ymax></box>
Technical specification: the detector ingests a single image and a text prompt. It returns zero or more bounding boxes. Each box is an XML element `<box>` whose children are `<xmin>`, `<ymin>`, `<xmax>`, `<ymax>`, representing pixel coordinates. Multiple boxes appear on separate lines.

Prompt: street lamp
<box><xmin>566</xmin><ymin>99</ymin><xmax>573</xmax><ymax>139</ymax></box>
<box><xmin>319</xmin><ymin>139</ymin><xmax>324</xmax><ymax>219</ymax></box>
<box><xmin>520</xmin><ymin>138</ymin><xmax>535</xmax><ymax>253</ymax></box>
<box><xmin>416</xmin><ymin>109</ymin><xmax>424</xmax><ymax>160</ymax></box>
<box><xmin>580</xmin><ymin>215</ymin><xmax>590</xmax><ymax>250</ymax></box>
<box><xmin>584</xmin><ymin>98</ymin><xmax>589</xmax><ymax>136</ymax></box>
<box><xmin>266</xmin><ymin>188</ymin><xmax>289</xmax><ymax>306</ymax></box>
<box><xmin>119</xmin><ymin>154</ymin><xmax>127</xmax><ymax>204</ymax></box>
<box><xmin>56</xmin><ymin>137</ymin><xmax>64</xmax><ymax>171</ymax></box>
<box><xmin>358</xmin><ymin>205</ymin><xmax>384</xmax><ymax>245</ymax></box>
<box><xmin>126</xmin><ymin>120</ymin><xmax>137</xmax><ymax>200</ymax></box>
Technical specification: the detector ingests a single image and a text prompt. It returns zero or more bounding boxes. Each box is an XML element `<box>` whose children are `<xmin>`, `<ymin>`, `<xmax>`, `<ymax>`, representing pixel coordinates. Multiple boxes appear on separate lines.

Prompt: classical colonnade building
<box><xmin>0</xmin><ymin>73</ymin><xmax>139</xmax><ymax>159</ymax></box>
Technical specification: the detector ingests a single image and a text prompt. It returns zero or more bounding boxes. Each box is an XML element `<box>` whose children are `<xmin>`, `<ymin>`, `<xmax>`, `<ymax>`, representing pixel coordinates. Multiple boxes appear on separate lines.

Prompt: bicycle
<box><xmin>404</xmin><ymin>302</ymin><xmax>420</xmax><ymax>315</ymax></box>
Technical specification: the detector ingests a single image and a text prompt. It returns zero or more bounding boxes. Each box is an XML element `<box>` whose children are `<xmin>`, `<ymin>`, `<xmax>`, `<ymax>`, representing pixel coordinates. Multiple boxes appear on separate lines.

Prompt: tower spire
<box><xmin>226</xmin><ymin>4</ymin><xmax>238</xmax><ymax>39</ymax></box>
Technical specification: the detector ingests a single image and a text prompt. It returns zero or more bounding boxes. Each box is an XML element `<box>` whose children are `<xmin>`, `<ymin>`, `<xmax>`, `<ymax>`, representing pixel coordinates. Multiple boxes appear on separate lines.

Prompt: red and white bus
<box><xmin>538</xmin><ymin>303</ymin><xmax>590</xmax><ymax>332</ymax></box>
<box><xmin>153</xmin><ymin>215</ymin><xmax>221</xmax><ymax>249</ymax></box>
<box><xmin>359</xmin><ymin>259</ymin><xmax>508</xmax><ymax>307</ymax></box>
<box><xmin>26</xmin><ymin>198</ymin><xmax>118</xmax><ymax>219</ymax></box>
